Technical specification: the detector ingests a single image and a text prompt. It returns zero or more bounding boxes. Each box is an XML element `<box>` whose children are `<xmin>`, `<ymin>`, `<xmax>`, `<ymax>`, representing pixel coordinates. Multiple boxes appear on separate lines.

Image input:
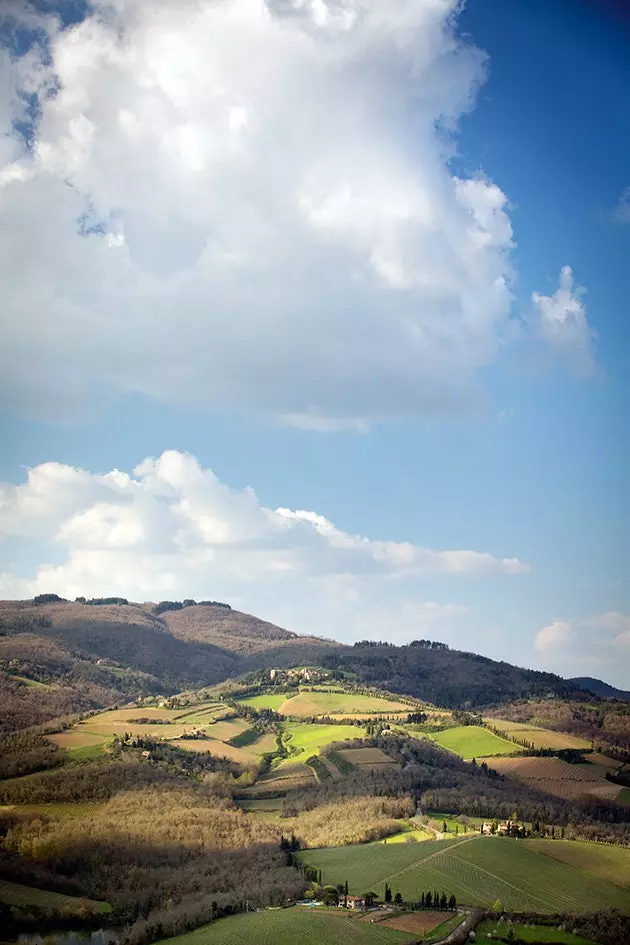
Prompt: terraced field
<box><xmin>161</xmin><ymin>907</ymin><xmax>411</xmax><ymax>945</ymax></box>
<box><xmin>430</xmin><ymin>725</ymin><xmax>515</xmax><ymax>760</ymax></box>
<box><xmin>485</xmin><ymin>756</ymin><xmax>622</xmax><ymax>801</ymax></box>
<box><xmin>299</xmin><ymin>837</ymin><xmax>630</xmax><ymax>914</ymax></box>
<box><xmin>278</xmin><ymin>690</ymin><xmax>412</xmax><ymax>718</ymax></box>
<box><xmin>525</xmin><ymin>839</ymin><xmax>630</xmax><ymax>889</ymax></box>
<box><xmin>0</xmin><ymin>879</ymin><xmax>110</xmax><ymax>914</ymax></box>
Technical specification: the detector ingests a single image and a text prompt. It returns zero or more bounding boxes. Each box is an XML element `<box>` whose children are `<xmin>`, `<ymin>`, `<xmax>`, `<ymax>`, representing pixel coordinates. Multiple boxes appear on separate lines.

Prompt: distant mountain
<box><xmin>570</xmin><ymin>676</ymin><xmax>630</xmax><ymax>701</ymax></box>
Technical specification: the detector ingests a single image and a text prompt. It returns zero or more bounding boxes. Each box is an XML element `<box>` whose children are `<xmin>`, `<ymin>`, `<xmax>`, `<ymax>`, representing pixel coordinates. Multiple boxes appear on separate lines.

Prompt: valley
<box><xmin>0</xmin><ymin>599</ymin><xmax>629</xmax><ymax>945</ymax></box>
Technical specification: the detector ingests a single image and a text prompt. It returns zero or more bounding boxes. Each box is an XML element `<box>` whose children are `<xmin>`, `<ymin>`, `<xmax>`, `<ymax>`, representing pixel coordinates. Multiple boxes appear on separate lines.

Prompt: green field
<box><xmin>299</xmin><ymin>837</ymin><xmax>630</xmax><ymax>914</ymax></box>
<box><xmin>280</xmin><ymin>722</ymin><xmax>364</xmax><ymax>765</ymax></box>
<box><xmin>0</xmin><ymin>879</ymin><xmax>110</xmax><ymax>914</ymax></box>
<box><xmin>278</xmin><ymin>690</ymin><xmax>411</xmax><ymax>718</ymax></box>
<box><xmin>476</xmin><ymin>919</ymin><xmax>596</xmax><ymax>943</ymax></box>
<box><xmin>160</xmin><ymin>907</ymin><xmax>411</xmax><ymax>945</ymax></box>
<box><xmin>239</xmin><ymin>692</ymin><xmax>289</xmax><ymax>711</ymax></box>
<box><xmin>429</xmin><ymin>726</ymin><xmax>515</xmax><ymax>760</ymax></box>
<box><xmin>525</xmin><ymin>839</ymin><xmax>630</xmax><ymax>889</ymax></box>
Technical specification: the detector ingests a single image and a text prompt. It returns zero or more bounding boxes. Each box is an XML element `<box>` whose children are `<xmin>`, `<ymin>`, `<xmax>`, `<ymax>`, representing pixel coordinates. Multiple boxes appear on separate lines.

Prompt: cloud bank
<box><xmin>0</xmin><ymin>450</ymin><xmax>528</xmax><ymax>641</ymax></box>
<box><xmin>533</xmin><ymin>612</ymin><xmax>630</xmax><ymax>682</ymax></box>
<box><xmin>0</xmin><ymin>0</ymin><xmax>593</xmax><ymax>426</ymax></box>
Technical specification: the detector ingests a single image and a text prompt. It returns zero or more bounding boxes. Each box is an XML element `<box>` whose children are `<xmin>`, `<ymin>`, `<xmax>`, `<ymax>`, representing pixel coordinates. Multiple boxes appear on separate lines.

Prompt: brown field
<box><xmin>245</xmin><ymin>732</ymin><xmax>277</xmax><ymax>755</ymax></box>
<box><xmin>375</xmin><ymin>912</ymin><xmax>449</xmax><ymax>934</ymax></box>
<box><xmin>200</xmin><ymin>718</ymin><xmax>249</xmax><ymax>740</ymax></box>
<box><xmin>241</xmin><ymin>763</ymin><xmax>316</xmax><ymax>796</ymax></box>
<box><xmin>169</xmin><ymin>738</ymin><xmax>255</xmax><ymax>763</ymax></box>
<box><xmin>338</xmin><ymin>747</ymin><xmax>397</xmax><ymax>766</ymax></box>
<box><xmin>46</xmin><ymin>731</ymin><xmax>109</xmax><ymax>749</ymax></box>
<box><xmin>486</xmin><ymin>756</ymin><xmax>622</xmax><ymax>801</ymax></box>
<box><xmin>483</xmin><ymin>718</ymin><xmax>590</xmax><ymax>751</ymax></box>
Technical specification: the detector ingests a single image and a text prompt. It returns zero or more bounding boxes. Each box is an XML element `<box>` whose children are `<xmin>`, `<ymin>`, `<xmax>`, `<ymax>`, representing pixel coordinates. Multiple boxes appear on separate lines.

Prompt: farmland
<box><xmin>299</xmin><ymin>837</ymin><xmax>630</xmax><ymax>914</ymax></box>
<box><xmin>429</xmin><ymin>725</ymin><xmax>515</xmax><ymax>760</ymax></box>
<box><xmin>485</xmin><ymin>756</ymin><xmax>622</xmax><ymax>801</ymax></box>
<box><xmin>525</xmin><ymin>839</ymin><xmax>630</xmax><ymax>889</ymax></box>
<box><xmin>277</xmin><ymin>690</ymin><xmax>412</xmax><ymax>718</ymax></box>
<box><xmin>238</xmin><ymin>692</ymin><xmax>288</xmax><ymax>712</ymax></box>
<box><xmin>53</xmin><ymin>701</ymin><xmax>280</xmax><ymax>765</ymax></box>
<box><xmin>485</xmin><ymin>719</ymin><xmax>591</xmax><ymax>751</ymax></box>
<box><xmin>374</xmin><ymin>911</ymin><xmax>457</xmax><ymax>936</ymax></box>
<box><xmin>337</xmin><ymin>747</ymin><xmax>399</xmax><ymax>770</ymax></box>
<box><xmin>160</xmin><ymin>906</ymin><xmax>412</xmax><ymax>945</ymax></box>
<box><xmin>279</xmin><ymin>721</ymin><xmax>364</xmax><ymax>765</ymax></box>
<box><xmin>0</xmin><ymin>879</ymin><xmax>110</xmax><ymax>914</ymax></box>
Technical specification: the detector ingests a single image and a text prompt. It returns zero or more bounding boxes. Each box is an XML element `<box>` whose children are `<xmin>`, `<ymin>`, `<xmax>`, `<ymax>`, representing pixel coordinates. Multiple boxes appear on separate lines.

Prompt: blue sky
<box><xmin>0</xmin><ymin>0</ymin><xmax>628</xmax><ymax>686</ymax></box>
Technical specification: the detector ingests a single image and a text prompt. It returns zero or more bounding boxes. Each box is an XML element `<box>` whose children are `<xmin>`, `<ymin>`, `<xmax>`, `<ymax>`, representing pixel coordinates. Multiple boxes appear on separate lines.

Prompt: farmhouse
<box><xmin>341</xmin><ymin>895</ymin><xmax>365</xmax><ymax>910</ymax></box>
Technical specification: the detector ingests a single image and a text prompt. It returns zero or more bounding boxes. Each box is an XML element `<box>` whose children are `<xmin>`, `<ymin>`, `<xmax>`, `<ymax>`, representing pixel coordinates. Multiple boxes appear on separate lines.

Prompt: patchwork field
<box><xmin>485</xmin><ymin>756</ymin><xmax>622</xmax><ymax>801</ymax></box>
<box><xmin>299</xmin><ymin>837</ymin><xmax>630</xmax><ymax>914</ymax></box>
<box><xmin>485</xmin><ymin>719</ymin><xmax>591</xmax><ymax>751</ymax></box>
<box><xmin>525</xmin><ymin>839</ymin><xmax>630</xmax><ymax>889</ymax></box>
<box><xmin>430</xmin><ymin>725</ymin><xmax>515</xmax><ymax>760</ymax></box>
<box><xmin>0</xmin><ymin>879</ymin><xmax>110</xmax><ymax>914</ymax></box>
<box><xmin>160</xmin><ymin>906</ymin><xmax>411</xmax><ymax>945</ymax></box>
<box><xmin>277</xmin><ymin>690</ymin><xmax>412</xmax><ymax>718</ymax></box>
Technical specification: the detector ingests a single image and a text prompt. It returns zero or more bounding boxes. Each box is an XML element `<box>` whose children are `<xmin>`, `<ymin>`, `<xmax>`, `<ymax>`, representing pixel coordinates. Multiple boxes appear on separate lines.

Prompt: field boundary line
<box><xmin>441</xmin><ymin>851</ymin><xmax>557</xmax><ymax>911</ymax></box>
<box><xmin>379</xmin><ymin>835</ymin><xmax>478</xmax><ymax>885</ymax></box>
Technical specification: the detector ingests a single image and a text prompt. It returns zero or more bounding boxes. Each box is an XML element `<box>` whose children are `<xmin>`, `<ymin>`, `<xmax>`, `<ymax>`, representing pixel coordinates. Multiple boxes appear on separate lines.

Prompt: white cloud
<box><xmin>533</xmin><ymin>613</ymin><xmax>630</xmax><ymax>683</ymax></box>
<box><xmin>0</xmin><ymin>0</ymin><xmax>522</xmax><ymax>425</ymax></box>
<box><xmin>531</xmin><ymin>266</ymin><xmax>596</xmax><ymax>376</ymax></box>
<box><xmin>0</xmin><ymin>450</ymin><xmax>528</xmax><ymax>641</ymax></box>
<box><xmin>534</xmin><ymin>619</ymin><xmax>572</xmax><ymax>653</ymax></box>
<box><xmin>615</xmin><ymin>186</ymin><xmax>630</xmax><ymax>222</ymax></box>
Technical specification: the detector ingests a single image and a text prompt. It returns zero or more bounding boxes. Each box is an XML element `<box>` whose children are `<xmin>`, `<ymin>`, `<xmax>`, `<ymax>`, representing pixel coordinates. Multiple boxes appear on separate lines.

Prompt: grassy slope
<box><xmin>279</xmin><ymin>690</ymin><xmax>411</xmax><ymax>717</ymax></box>
<box><xmin>476</xmin><ymin>919</ymin><xmax>596</xmax><ymax>944</ymax></box>
<box><xmin>160</xmin><ymin>907</ymin><xmax>410</xmax><ymax>945</ymax></box>
<box><xmin>280</xmin><ymin>722</ymin><xmax>363</xmax><ymax>765</ymax></box>
<box><xmin>239</xmin><ymin>693</ymin><xmax>289</xmax><ymax>711</ymax></box>
<box><xmin>299</xmin><ymin>837</ymin><xmax>630</xmax><ymax>914</ymax></box>
<box><xmin>0</xmin><ymin>879</ymin><xmax>110</xmax><ymax>914</ymax></box>
<box><xmin>429</xmin><ymin>725</ymin><xmax>515</xmax><ymax>760</ymax></box>
<box><xmin>524</xmin><ymin>839</ymin><xmax>630</xmax><ymax>890</ymax></box>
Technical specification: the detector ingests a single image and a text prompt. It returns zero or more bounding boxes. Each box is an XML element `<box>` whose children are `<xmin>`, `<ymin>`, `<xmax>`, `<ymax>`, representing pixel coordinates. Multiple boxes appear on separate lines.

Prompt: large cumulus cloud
<box><xmin>1</xmin><ymin>0</ymin><xmax>523</xmax><ymax>425</ymax></box>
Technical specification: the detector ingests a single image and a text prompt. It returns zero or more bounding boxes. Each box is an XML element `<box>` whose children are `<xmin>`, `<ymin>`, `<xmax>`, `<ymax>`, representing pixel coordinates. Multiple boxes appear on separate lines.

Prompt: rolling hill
<box><xmin>570</xmin><ymin>677</ymin><xmax>630</xmax><ymax>702</ymax></box>
<box><xmin>0</xmin><ymin>597</ymin><xmax>607</xmax><ymax>734</ymax></box>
